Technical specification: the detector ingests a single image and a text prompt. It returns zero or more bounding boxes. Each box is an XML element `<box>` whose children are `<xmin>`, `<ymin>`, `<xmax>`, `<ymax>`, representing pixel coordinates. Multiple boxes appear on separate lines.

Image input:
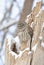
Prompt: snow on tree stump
<box><xmin>5</xmin><ymin>38</ymin><xmax>33</xmax><ymax>65</ymax></box>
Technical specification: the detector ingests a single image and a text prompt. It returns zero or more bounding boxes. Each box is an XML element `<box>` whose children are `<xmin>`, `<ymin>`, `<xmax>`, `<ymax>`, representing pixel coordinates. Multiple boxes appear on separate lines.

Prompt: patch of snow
<box><xmin>32</xmin><ymin>44</ymin><xmax>38</xmax><ymax>52</ymax></box>
<box><xmin>32</xmin><ymin>37</ymin><xmax>34</xmax><ymax>41</ymax></box>
<box><xmin>6</xmin><ymin>33</ymin><xmax>13</xmax><ymax>49</ymax></box>
<box><xmin>13</xmin><ymin>36</ymin><xmax>20</xmax><ymax>44</ymax></box>
<box><xmin>30</xmin><ymin>22</ymin><xmax>36</xmax><ymax>28</ymax></box>
<box><xmin>18</xmin><ymin>47</ymin><xmax>29</xmax><ymax>58</ymax></box>
<box><xmin>6</xmin><ymin>33</ymin><xmax>13</xmax><ymax>39</ymax></box>
<box><xmin>36</xmin><ymin>6</ymin><xmax>44</xmax><ymax>17</ymax></box>
<box><xmin>6</xmin><ymin>35</ymin><xmax>20</xmax><ymax>52</ymax></box>
<box><xmin>27</xmin><ymin>14</ymin><xmax>31</xmax><ymax>18</ymax></box>
<box><xmin>7</xmin><ymin>36</ymin><xmax>12</xmax><ymax>50</ymax></box>
<box><xmin>25</xmin><ymin>14</ymin><xmax>31</xmax><ymax>23</ymax></box>
<box><xmin>36</xmin><ymin>10</ymin><xmax>41</xmax><ymax>17</ymax></box>
<box><xmin>9</xmin><ymin>47</ymin><xmax>29</xmax><ymax>59</ymax></box>
<box><xmin>39</xmin><ymin>36</ymin><xmax>43</xmax><ymax>40</ymax></box>
<box><xmin>30</xmin><ymin>22</ymin><xmax>34</xmax><ymax>28</ymax></box>
<box><xmin>25</xmin><ymin>18</ymin><xmax>29</xmax><ymax>23</ymax></box>
<box><xmin>28</xmin><ymin>51</ymin><xmax>32</xmax><ymax>55</ymax></box>
<box><xmin>25</xmin><ymin>48</ymin><xmax>29</xmax><ymax>50</ymax></box>
<box><xmin>6</xmin><ymin>35</ymin><xmax>30</xmax><ymax>59</ymax></box>
<box><xmin>41</xmin><ymin>41</ymin><xmax>44</xmax><ymax>47</ymax></box>
<box><xmin>9</xmin><ymin>50</ymin><xmax>18</xmax><ymax>59</ymax></box>
<box><xmin>13</xmin><ymin>36</ymin><xmax>21</xmax><ymax>51</ymax></box>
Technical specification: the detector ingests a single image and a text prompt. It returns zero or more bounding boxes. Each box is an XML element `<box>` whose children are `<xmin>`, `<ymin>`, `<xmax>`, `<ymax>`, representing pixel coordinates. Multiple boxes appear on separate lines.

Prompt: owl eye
<box><xmin>21</xmin><ymin>23</ymin><xmax>25</xmax><ymax>27</ymax></box>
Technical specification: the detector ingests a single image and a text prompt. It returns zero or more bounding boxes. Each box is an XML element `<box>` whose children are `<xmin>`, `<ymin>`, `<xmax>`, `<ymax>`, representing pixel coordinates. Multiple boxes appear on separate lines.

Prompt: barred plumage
<box><xmin>15</xmin><ymin>21</ymin><xmax>33</xmax><ymax>43</ymax></box>
<box><xmin>18</xmin><ymin>31</ymin><xmax>31</xmax><ymax>43</ymax></box>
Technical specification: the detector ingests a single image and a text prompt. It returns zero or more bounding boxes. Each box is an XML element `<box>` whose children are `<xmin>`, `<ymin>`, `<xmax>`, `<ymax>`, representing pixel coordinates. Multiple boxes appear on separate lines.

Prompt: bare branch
<box><xmin>25</xmin><ymin>1</ymin><xmax>41</xmax><ymax>25</ymax></box>
<box><xmin>0</xmin><ymin>20</ymin><xmax>18</xmax><ymax>31</ymax></box>
<box><xmin>0</xmin><ymin>0</ymin><xmax>14</xmax><ymax>24</ymax></box>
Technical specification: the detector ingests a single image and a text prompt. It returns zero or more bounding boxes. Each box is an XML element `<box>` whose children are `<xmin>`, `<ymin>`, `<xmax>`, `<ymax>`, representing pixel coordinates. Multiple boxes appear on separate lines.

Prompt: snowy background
<box><xmin>0</xmin><ymin>0</ymin><xmax>25</xmax><ymax>65</ymax></box>
<box><xmin>0</xmin><ymin>0</ymin><xmax>44</xmax><ymax>65</ymax></box>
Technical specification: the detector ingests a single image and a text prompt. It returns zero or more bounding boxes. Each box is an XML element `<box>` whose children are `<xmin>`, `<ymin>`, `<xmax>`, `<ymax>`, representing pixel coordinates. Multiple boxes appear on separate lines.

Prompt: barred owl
<box><xmin>15</xmin><ymin>21</ymin><xmax>33</xmax><ymax>44</ymax></box>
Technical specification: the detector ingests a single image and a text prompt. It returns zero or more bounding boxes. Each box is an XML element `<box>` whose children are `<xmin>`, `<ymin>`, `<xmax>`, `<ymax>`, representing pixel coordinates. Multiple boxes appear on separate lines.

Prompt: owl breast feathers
<box><xmin>15</xmin><ymin>21</ymin><xmax>33</xmax><ymax>43</ymax></box>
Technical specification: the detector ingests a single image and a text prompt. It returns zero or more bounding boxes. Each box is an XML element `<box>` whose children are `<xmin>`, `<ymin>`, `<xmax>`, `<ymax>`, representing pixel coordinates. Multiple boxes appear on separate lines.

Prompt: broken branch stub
<box><xmin>25</xmin><ymin>1</ymin><xmax>42</xmax><ymax>25</ymax></box>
